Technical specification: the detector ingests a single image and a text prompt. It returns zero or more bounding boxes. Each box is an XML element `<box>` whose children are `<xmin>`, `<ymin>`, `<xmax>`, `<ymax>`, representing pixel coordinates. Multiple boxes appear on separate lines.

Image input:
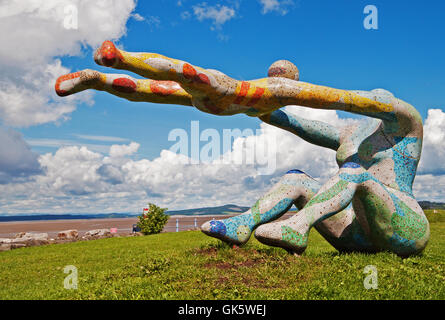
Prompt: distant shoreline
<box><xmin>0</xmin><ymin>213</ymin><xmax>242</xmax><ymax>223</ymax></box>
<box><xmin>0</xmin><ymin>215</ymin><xmax>238</xmax><ymax>239</ymax></box>
<box><xmin>0</xmin><ymin>204</ymin><xmax>252</xmax><ymax>223</ymax></box>
<box><xmin>0</xmin><ymin>213</ymin><xmax>296</xmax><ymax>239</ymax></box>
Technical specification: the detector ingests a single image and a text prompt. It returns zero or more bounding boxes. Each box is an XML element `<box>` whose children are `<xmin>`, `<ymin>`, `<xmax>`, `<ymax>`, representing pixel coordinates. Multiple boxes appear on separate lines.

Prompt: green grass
<box><xmin>0</xmin><ymin>210</ymin><xmax>444</xmax><ymax>300</ymax></box>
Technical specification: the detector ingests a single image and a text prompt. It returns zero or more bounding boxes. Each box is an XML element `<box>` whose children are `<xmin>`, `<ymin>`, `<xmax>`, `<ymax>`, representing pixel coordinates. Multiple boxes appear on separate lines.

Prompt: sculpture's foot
<box><xmin>55</xmin><ymin>69</ymin><xmax>100</xmax><ymax>97</ymax></box>
<box><xmin>254</xmin><ymin>220</ymin><xmax>308</xmax><ymax>255</ymax></box>
<box><xmin>200</xmin><ymin>215</ymin><xmax>255</xmax><ymax>246</ymax></box>
<box><xmin>94</xmin><ymin>40</ymin><xmax>123</xmax><ymax>67</ymax></box>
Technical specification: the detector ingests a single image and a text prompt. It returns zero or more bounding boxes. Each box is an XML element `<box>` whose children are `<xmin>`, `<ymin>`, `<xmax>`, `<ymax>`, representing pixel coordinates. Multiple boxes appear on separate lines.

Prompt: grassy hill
<box><xmin>0</xmin><ymin>210</ymin><xmax>444</xmax><ymax>300</ymax></box>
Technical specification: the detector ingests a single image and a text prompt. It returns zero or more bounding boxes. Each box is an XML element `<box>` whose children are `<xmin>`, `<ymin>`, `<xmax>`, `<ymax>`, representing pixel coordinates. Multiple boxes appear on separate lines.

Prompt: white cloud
<box><xmin>192</xmin><ymin>2</ymin><xmax>236</xmax><ymax>28</ymax></box>
<box><xmin>26</xmin><ymin>138</ymin><xmax>114</xmax><ymax>154</ymax></box>
<box><xmin>0</xmin><ymin>108</ymin><xmax>349</xmax><ymax>214</ymax></box>
<box><xmin>259</xmin><ymin>0</ymin><xmax>294</xmax><ymax>15</ymax></box>
<box><xmin>413</xmin><ymin>174</ymin><xmax>445</xmax><ymax>202</ymax></box>
<box><xmin>0</xmin><ymin>127</ymin><xmax>41</xmax><ymax>184</ymax></box>
<box><xmin>181</xmin><ymin>11</ymin><xmax>192</xmax><ymax>20</ymax></box>
<box><xmin>0</xmin><ymin>60</ymin><xmax>92</xmax><ymax>127</ymax></box>
<box><xmin>131</xmin><ymin>13</ymin><xmax>145</xmax><ymax>21</ymax></box>
<box><xmin>0</xmin><ymin>0</ymin><xmax>137</xmax><ymax>127</ymax></box>
<box><xmin>109</xmin><ymin>142</ymin><xmax>140</xmax><ymax>158</ymax></box>
<box><xmin>417</xmin><ymin>109</ymin><xmax>445</xmax><ymax>175</ymax></box>
<box><xmin>73</xmin><ymin>134</ymin><xmax>130</xmax><ymax>142</ymax></box>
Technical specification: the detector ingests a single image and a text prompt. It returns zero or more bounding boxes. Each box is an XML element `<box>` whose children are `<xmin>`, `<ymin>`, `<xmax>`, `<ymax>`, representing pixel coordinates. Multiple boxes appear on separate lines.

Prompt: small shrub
<box><xmin>137</xmin><ymin>203</ymin><xmax>169</xmax><ymax>235</ymax></box>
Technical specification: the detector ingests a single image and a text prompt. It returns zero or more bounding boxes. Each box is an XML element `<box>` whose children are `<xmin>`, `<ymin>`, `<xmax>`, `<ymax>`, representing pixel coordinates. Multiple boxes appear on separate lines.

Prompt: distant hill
<box><xmin>1</xmin><ymin>201</ymin><xmax>440</xmax><ymax>223</ymax></box>
<box><xmin>166</xmin><ymin>204</ymin><xmax>250</xmax><ymax>216</ymax></box>
<box><xmin>0</xmin><ymin>204</ymin><xmax>251</xmax><ymax>222</ymax></box>
<box><xmin>419</xmin><ymin>201</ymin><xmax>445</xmax><ymax>210</ymax></box>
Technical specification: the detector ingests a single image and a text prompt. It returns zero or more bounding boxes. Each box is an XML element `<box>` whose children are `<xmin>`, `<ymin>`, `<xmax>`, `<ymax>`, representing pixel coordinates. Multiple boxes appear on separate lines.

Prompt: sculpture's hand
<box><xmin>94</xmin><ymin>41</ymin><xmax>123</xmax><ymax>68</ymax></box>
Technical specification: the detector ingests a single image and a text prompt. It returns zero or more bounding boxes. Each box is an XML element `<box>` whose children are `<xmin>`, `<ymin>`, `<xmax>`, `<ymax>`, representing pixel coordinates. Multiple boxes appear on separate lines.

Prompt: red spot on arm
<box><xmin>195</xmin><ymin>73</ymin><xmax>210</xmax><ymax>85</ymax></box>
<box><xmin>183</xmin><ymin>63</ymin><xmax>197</xmax><ymax>79</ymax></box>
<box><xmin>112</xmin><ymin>78</ymin><xmax>137</xmax><ymax>93</ymax></box>
<box><xmin>183</xmin><ymin>64</ymin><xmax>211</xmax><ymax>86</ymax></box>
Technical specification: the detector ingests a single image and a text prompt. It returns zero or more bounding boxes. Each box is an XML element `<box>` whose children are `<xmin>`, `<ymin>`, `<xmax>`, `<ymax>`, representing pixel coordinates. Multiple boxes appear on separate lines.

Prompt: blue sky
<box><xmin>20</xmin><ymin>0</ymin><xmax>445</xmax><ymax>159</ymax></box>
<box><xmin>0</xmin><ymin>0</ymin><xmax>444</xmax><ymax>214</ymax></box>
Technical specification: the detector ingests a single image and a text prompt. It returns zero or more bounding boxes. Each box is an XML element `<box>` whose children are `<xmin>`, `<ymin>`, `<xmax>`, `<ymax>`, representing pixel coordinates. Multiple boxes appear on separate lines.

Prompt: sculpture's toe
<box><xmin>254</xmin><ymin>223</ymin><xmax>282</xmax><ymax>245</ymax></box>
<box><xmin>94</xmin><ymin>40</ymin><xmax>122</xmax><ymax>67</ymax></box>
<box><xmin>201</xmin><ymin>219</ymin><xmax>250</xmax><ymax>246</ymax></box>
<box><xmin>200</xmin><ymin>221</ymin><xmax>212</xmax><ymax>234</ymax></box>
<box><xmin>255</xmin><ymin>221</ymin><xmax>308</xmax><ymax>255</ymax></box>
<box><xmin>200</xmin><ymin>220</ymin><xmax>227</xmax><ymax>239</ymax></box>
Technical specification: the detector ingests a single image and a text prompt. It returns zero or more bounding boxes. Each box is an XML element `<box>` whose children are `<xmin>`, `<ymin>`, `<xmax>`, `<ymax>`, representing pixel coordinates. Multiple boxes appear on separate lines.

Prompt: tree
<box><xmin>137</xmin><ymin>203</ymin><xmax>169</xmax><ymax>235</ymax></box>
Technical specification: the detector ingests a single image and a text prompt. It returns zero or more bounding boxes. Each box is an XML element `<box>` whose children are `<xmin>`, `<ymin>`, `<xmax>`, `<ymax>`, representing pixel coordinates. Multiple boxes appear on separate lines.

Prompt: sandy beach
<box><xmin>0</xmin><ymin>213</ymin><xmax>295</xmax><ymax>239</ymax></box>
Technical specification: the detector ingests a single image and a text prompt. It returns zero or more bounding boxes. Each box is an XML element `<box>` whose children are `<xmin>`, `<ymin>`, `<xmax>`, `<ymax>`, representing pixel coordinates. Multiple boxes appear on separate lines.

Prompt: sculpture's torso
<box><xmin>336</xmin><ymin>90</ymin><xmax>423</xmax><ymax>195</ymax></box>
<box><xmin>327</xmin><ymin>91</ymin><xmax>428</xmax><ymax>254</ymax></box>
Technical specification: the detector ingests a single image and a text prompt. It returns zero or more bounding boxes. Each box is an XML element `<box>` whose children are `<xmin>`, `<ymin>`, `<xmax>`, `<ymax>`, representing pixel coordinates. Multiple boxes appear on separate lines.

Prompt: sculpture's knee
<box><xmin>280</xmin><ymin>169</ymin><xmax>321</xmax><ymax>203</ymax></box>
<box><xmin>286</xmin><ymin>169</ymin><xmax>306</xmax><ymax>175</ymax></box>
<box><xmin>282</xmin><ymin>169</ymin><xmax>314</xmax><ymax>183</ymax></box>
<box><xmin>339</xmin><ymin>162</ymin><xmax>367</xmax><ymax>175</ymax></box>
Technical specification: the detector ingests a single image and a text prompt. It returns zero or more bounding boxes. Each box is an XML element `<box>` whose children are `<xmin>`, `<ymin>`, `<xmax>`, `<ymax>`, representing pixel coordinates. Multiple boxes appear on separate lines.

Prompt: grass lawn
<box><xmin>0</xmin><ymin>210</ymin><xmax>444</xmax><ymax>300</ymax></box>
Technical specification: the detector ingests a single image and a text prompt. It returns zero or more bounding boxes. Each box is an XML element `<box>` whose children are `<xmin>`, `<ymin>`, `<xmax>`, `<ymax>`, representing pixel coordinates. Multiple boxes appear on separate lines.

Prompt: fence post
<box><xmin>194</xmin><ymin>218</ymin><xmax>197</xmax><ymax>229</ymax></box>
<box><xmin>176</xmin><ymin>218</ymin><xmax>179</xmax><ymax>232</ymax></box>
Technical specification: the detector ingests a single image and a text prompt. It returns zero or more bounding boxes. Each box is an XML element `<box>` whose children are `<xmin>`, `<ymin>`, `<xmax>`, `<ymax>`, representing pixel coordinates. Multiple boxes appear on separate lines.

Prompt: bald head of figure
<box><xmin>267</xmin><ymin>60</ymin><xmax>299</xmax><ymax>81</ymax></box>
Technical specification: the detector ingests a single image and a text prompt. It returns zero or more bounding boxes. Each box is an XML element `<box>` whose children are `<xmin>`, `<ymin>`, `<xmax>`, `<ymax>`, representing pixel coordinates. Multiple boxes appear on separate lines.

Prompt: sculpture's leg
<box><xmin>351</xmin><ymin>173</ymin><xmax>430</xmax><ymax>256</ymax></box>
<box><xmin>313</xmin><ymin>203</ymin><xmax>376</xmax><ymax>253</ymax></box>
<box><xmin>93</xmin><ymin>41</ymin><xmax>234</xmax><ymax>97</ymax></box>
<box><xmin>55</xmin><ymin>69</ymin><xmax>192</xmax><ymax>106</ymax></box>
<box><xmin>254</xmin><ymin>163</ymin><xmax>362</xmax><ymax>254</ymax></box>
<box><xmin>201</xmin><ymin>168</ymin><xmax>375</xmax><ymax>251</ymax></box>
<box><xmin>200</xmin><ymin>169</ymin><xmax>321</xmax><ymax>245</ymax></box>
<box><xmin>255</xmin><ymin>162</ymin><xmax>430</xmax><ymax>256</ymax></box>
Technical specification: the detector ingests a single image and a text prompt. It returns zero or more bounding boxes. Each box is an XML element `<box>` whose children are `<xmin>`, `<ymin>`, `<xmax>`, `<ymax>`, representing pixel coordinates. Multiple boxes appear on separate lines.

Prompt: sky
<box><xmin>0</xmin><ymin>0</ymin><xmax>444</xmax><ymax>214</ymax></box>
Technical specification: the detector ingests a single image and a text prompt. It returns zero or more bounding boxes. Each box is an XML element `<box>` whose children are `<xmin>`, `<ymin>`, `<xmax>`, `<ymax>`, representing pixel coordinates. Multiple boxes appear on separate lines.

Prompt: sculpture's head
<box><xmin>267</xmin><ymin>60</ymin><xmax>299</xmax><ymax>81</ymax></box>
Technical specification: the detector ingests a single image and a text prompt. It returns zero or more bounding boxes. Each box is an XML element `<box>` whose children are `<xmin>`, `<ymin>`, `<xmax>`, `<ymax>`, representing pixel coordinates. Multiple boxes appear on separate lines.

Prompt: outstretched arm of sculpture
<box><xmin>55</xmin><ymin>69</ymin><xmax>193</xmax><ymax>106</ymax></box>
<box><xmin>260</xmin><ymin>109</ymin><xmax>341</xmax><ymax>150</ymax></box>
<box><xmin>105</xmin><ymin>42</ymin><xmax>402</xmax><ymax>119</ymax></box>
<box><xmin>57</xmin><ymin>41</ymin><xmax>404</xmax><ymax>122</ymax></box>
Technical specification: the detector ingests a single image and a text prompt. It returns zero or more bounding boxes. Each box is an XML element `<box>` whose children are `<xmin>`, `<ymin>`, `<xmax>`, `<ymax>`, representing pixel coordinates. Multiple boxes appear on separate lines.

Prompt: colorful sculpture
<box><xmin>56</xmin><ymin>41</ymin><xmax>429</xmax><ymax>257</ymax></box>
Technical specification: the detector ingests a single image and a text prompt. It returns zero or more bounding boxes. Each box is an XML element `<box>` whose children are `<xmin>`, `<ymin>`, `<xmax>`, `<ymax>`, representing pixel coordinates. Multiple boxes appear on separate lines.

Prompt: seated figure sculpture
<box><xmin>56</xmin><ymin>41</ymin><xmax>429</xmax><ymax>257</ymax></box>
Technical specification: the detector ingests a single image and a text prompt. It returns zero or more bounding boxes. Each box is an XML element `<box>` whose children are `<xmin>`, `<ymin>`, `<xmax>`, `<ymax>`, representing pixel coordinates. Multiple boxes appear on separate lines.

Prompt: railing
<box><xmin>162</xmin><ymin>217</ymin><xmax>215</xmax><ymax>232</ymax></box>
<box><xmin>160</xmin><ymin>213</ymin><xmax>294</xmax><ymax>233</ymax></box>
